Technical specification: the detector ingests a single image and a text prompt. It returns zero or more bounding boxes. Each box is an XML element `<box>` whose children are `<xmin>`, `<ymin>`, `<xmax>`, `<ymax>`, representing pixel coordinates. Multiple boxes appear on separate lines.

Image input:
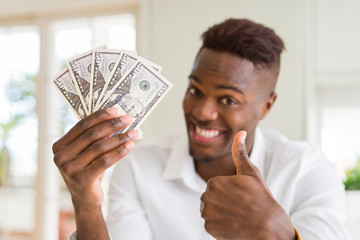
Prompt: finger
<box><xmin>87</xmin><ymin>140</ymin><xmax>135</xmax><ymax>177</ymax></box>
<box><xmin>231</xmin><ymin>131</ymin><xmax>254</xmax><ymax>175</ymax></box>
<box><xmin>54</xmin><ymin>115</ymin><xmax>131</xmax><ymax>167</ymax></box>
<box><xmin>53</xmin><ymin>107</ymin><xmax>120</xmax><ymax>152</ymax></box>
<box><xmin>56</xmin><ymin>115</ymin><xmax>133</xmax><ymax>165</ymax></box>
<box><xmin>71</xmin><ymin>130</ymin><xmax>139</xmax><ymax>169</ymax></box>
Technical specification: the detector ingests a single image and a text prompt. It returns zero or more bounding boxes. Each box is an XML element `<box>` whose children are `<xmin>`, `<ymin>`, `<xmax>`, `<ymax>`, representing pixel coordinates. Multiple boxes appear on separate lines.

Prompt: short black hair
<box><xmin>200</xmin><ymin>18</ymin><xmax>285</xmax><ymax>71</ymax></box>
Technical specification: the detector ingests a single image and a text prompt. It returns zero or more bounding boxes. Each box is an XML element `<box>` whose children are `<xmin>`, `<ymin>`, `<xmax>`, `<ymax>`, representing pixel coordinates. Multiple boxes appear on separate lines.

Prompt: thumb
<box><xmin>232</xmin><ymin>131</ymin><xmax>253</xmax><ymax>175</ymax></box>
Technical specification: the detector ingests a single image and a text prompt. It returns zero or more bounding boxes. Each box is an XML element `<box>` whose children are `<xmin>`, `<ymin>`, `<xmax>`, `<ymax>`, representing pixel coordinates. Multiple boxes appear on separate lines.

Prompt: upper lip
<box><xmin>189</xmin><ymin>118</ymin><xmax>225</xmax><ymax>132</ymax></box>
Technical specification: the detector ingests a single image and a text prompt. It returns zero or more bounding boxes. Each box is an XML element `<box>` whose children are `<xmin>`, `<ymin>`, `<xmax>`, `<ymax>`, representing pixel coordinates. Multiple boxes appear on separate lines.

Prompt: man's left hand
<box><xmin>200</xmin><ymin>131</ymin><xmax>296</xmax><ymax>240</ymax></box>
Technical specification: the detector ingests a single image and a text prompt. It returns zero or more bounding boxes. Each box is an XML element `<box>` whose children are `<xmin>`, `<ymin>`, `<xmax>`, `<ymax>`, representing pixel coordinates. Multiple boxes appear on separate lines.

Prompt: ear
<box><xmin>259</xmin><ymin>92</ymin><xmax>277</xmax><ymax>120</ymax></box>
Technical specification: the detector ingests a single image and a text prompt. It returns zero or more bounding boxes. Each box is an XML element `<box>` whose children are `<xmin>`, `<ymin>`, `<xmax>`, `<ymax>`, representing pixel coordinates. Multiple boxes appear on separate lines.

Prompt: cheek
<box><xmin>222</xmin><ymin>107</ymin><xmax>259</xmax><ymax>132</ymax></box>
<box><xmin>182</xmin><ymin>94</ymin><xmax>192</xmax><ymax>113</ymax></box>
<box><xmin>227</xmin><ymin>112</ymin><xmax>246</xmax><ymax>130</ymax></box>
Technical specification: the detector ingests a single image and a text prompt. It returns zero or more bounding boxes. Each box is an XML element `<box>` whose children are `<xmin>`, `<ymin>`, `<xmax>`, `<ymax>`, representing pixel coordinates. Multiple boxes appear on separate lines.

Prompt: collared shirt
<box><xmin>72</xmin><ymin>128</ymin><xmax>349</xmax><ymax>239</ymax></box>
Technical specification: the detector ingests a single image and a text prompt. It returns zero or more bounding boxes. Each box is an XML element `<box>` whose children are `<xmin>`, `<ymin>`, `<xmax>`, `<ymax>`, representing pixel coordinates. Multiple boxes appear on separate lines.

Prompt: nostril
<box><xmin>194</xmin><ymin>101</ymin><xmax>218</xmax><ymax>121</ymax></box>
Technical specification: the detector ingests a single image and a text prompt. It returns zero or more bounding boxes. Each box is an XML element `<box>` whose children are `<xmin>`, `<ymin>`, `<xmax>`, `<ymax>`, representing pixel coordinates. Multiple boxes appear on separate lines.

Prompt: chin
<box><xmin>189</xmin><ymin>148</ymin><xmax>216</xmax><ymax>163</ymax></box>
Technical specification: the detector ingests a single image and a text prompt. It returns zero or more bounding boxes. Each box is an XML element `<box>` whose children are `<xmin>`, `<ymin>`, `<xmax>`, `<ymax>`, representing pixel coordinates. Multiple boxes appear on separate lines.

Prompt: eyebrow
<box><xmin>188</xmin><ymin>74</ymin><xmax>244</xmax><ymax>95</ymax></box>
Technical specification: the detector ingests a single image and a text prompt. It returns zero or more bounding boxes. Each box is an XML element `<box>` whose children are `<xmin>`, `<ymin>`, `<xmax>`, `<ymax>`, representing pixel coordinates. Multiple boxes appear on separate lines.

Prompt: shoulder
<box><xmin>259</xmin><ymin>128</ymin><xmax>344</xmax><ymax>206</ymax></box>
<box><xmin>259</xmin><ymin>128</ymin><xmax>342</xmax><ymax>193</ymax></box>
<box><xmin>261</xmin><ymin>128</ymin><xmax>328</xmax><ymax>168</ymax></box>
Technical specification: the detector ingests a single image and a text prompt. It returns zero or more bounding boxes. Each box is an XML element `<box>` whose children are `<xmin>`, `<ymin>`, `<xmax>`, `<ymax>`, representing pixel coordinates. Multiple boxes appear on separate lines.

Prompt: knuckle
<box><xmin>206</xmin><ymin>177</ymin><xmax>219</xmax><ymax>189</ymax></box>
<box><xmin>200</xmin><ymin>192</ymin><xmax>208</xmax><ymax>202</ymax></box>
<box><xmin>84</xmin><ymin>128</ymin><xmax>99</xmax><ymax>140</ymax></box>
<box><xmin>53</xmin><ymin>153</ymin><xmax>63</xmax><ymax>166</ymax></box>
<box><xmin>116</xmin><ymin>133</ymin><xmax>128</xmax><ymax>143</ymax></box>
<box><xmin>61</xmin><ymin>162</ymin><xmax>74</xmax><ymax>177</ymax></box>
<box><xmin>52</xmin><ymin>141</ymin><xmax>60</xmax><ymax>153</ymax></box>
<box><xmin>115</xmin><ymin>145</ymin><xmax>129</xmax><ymax>157</ymax></box>
<box><xmin>239</xmin><ymin>147</ymin><xmax>248</xmax><ymax>155</ymax></box>
<box><xmin>109</xmin><ymin>118</ymin><xmax>122</xmax><ymax>130</ymax></box>
<box><xmin>91</xmin><ymin>140</ymin><xmax>105</xmax><ymax>153</ymax></box>
<box><xmin>200</xmin><ymin>208</ymin><xmax>206</xmax><ymax>219</ymax></box>
<box><xmin>98</xmin><ymin>108</ymin><xmax>112</xmax><ymax>117</ymax></box>
<box><xmin>76</xmin><ymin>119</ymin><xmax>91</xmax><ymax>132</ymax></box>
<box><xmin>98</xmin><ymin>155</ymin><xmax>113</xmax><ymax>168</ymax></box>
<box><xmin>203</xmin><ymin>221</ymin><xmax>213</xmax><ymax>233</ymax></box>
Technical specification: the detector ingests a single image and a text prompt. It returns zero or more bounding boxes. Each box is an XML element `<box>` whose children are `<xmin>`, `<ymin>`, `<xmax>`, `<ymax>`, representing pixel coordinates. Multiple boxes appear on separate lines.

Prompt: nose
<box><xmin>193</xmin><ymin>98</ymin><xmax>218</xmax><ymax>121</ymax></box>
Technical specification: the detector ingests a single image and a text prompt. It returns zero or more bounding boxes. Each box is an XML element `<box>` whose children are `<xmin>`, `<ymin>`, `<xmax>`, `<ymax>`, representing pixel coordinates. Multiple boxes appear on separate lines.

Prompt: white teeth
<box><xmin>195</xmin><ymin>125</ymin><xmax>219</xmax><ymax>138</ymax></box>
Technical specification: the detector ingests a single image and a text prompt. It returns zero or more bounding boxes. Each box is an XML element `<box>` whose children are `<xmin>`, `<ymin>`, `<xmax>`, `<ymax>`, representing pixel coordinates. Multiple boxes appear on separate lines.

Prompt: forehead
<box><xmin>191</xmin><ymin>48</ymin><xmax>260</xmax><ymax>86</ymax></box>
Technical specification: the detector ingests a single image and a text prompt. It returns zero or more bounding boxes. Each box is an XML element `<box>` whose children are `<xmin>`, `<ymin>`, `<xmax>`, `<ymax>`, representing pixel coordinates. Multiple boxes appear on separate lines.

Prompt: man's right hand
<box><xmin>52</xmin><ymin>107</ymin><xmax>138</xmax><ymax>239</ymax></box>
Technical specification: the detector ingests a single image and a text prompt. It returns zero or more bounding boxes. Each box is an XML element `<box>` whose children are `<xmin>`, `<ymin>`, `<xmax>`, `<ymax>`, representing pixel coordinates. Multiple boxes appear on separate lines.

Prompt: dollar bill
<box><xmin>90</xmin><ymin>49</ymin><xmax>123</xmax><ymax>113</ymax></box>
<box><xmin>67</xmin><ymin>45</ymin><xmax>106</xmax><ymax>114</ymax></box>
<box><xmin>95</xmin><ymin>51</ymin><xmax>138</xmax><ymax>109</ymax></box>
<box><xmin>98</xmin><ymin>60</ymin><xmax>173</xmax><ymax>133</ymax></box>
<box><xmin>51</xmin><ymin>67</ymin><xmax>87</xmax><ymax>120</ymax></box>
<box><xmin>139</xmin><ymin>56</ymin><xmax>162</xmax><ymax>73</ymax></box>
<box><xmin>95</xmin><ymin>52</ymin><xmax>162</xmax><ymax>110</ymax></box>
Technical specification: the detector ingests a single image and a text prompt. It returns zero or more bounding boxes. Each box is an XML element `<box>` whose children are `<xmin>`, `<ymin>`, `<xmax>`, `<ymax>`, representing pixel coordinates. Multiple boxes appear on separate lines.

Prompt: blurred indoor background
<box><xmin>0</xmin><ymin>0</ymin><xmax>359</xmax><ymax>239</ymax></box>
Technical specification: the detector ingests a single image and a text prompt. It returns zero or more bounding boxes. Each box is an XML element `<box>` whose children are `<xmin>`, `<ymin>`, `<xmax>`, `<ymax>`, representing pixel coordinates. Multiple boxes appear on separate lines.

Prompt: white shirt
<box><xmin>71</xmin><ymin>128</ymin><xmax>349</xmax><ymax>239</ymax></box>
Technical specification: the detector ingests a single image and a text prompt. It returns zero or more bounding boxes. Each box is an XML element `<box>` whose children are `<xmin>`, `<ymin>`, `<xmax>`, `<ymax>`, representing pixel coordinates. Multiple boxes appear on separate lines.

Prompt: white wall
<box><xmin>2</xmin><ymin>1</ymin><xmax>360</xmax><ymax>239</ymax></box>
<box><xmin>140</xmin><ymin>0</ymin><xmax>307</xmax><ymax>141</ymax></box>
<box><xmin>0</xmin><ymin>0</ymin><xmax>309</xmax><ymax>141</ymax></box>
<box><xmin>0</xmin><ymin>0</ymin><xmax>137</xmax><ymax>19</ymax></box>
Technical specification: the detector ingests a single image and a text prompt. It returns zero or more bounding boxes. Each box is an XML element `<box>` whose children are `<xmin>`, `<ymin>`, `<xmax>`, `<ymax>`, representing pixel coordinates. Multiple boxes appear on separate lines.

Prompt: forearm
<box><xmin>74</xmin><ymin>205</ymin><xmax>110</xmax><ymax>240</ymax></box>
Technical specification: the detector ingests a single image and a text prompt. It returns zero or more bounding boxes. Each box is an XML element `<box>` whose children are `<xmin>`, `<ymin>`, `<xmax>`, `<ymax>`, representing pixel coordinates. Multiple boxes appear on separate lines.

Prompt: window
<box><xmin>0</xmin><ymin>25</ymin><xmax>39</xmax><ymax>187</ymax></box>
<box><xmin>318</xmin><ymin>88</ymin><xmax>360</xmax><ymax>177</ymax></box>
<box><xmin>306</xmin><ymin>0</ymin><xmax>360</xmax><ymax>178</ymax></box>
<box><xmin>306</xmin><ymin>2</ymin><xmax>360</xmax><ymax>237</ymax></box>
<box><xmin>0</xmin><ymin>25</ymin><xmax>39</xmax><ymax>239</ymax></box>
<box><xmin>49</xmin><ymin>14</ymin><xmax>136</xmax><ymax>240</ymax></box>
<box><xmin>0</xmin><ymin>12</ymin><xmax>136</xmax><ymax>240</ymax></box>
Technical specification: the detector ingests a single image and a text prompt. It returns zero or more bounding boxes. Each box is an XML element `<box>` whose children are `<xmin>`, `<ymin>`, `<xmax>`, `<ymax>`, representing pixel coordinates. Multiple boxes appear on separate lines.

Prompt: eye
<box><xmin>188</xmin><ymin>86</ymin><xmax>202</xmax><ymax>96</ymax></box>
<box><xmin>220</xmin><ymin>97</ymin><xmax>238</xmax><ymax>105</ymax></box>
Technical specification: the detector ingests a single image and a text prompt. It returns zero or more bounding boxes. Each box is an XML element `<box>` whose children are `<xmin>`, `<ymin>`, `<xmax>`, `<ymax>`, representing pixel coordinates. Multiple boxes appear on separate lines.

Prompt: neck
<box><xmin>194</xmin><ymin>132</ymin><xmax>255</xmax><ymax>182</ymax></box>
<box><xmin>194</xmin><ymin>154</ymin><xmax>236</xmax><ymax>182</ymax></box>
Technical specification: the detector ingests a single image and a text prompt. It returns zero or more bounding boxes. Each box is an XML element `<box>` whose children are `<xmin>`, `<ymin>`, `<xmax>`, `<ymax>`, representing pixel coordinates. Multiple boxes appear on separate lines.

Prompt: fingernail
<box><xmin>119</xmin><ymin>115</ymin><xmax>131</xmax><ymax>123</ymax></box>
<box><xmin>106</xmin><ymin>107</ymin><xmax>118</xmax><ymax>115</ymax></box>
<box><xmin>125</xmin><ymin>141</ymin><xmax>135</xmax><ymax>150</ymax></box>
<box><xmin>128</xmin><ymin>130</ymin><xmax>139</xmax><ymax>139</ymax></box>
<box><xmin>240</xmin><ymin>131</ymin><xmax>247</xmax><ymax>144</ymax></box>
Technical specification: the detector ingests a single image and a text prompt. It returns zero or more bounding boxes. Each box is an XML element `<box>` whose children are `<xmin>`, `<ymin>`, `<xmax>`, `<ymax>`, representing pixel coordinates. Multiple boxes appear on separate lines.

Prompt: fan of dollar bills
<box><xmin>51</xmin><ymin>45</ymin><xmax>173</xmax><ymax>136</ymax></box>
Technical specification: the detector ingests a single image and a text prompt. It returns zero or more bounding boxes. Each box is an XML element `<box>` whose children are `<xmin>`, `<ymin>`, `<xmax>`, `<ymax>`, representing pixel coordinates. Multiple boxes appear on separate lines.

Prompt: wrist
<box><xmin>71</xmin><ymin>194</ymin><xmax>103</xmax><ymax>213</ymax></box>
<box><xmin>74</xmin><ymin>205</ymin><xmax>109</xmax><ymax>240</ymax></box>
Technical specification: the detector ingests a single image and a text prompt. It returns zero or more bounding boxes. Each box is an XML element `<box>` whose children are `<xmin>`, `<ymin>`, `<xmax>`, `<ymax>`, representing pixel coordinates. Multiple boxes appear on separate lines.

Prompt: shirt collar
<box><xmin>162</xmin><ymin>133</ymin><xmax>191</xmax><ymax>180</ymax></box>
<box><xmin>249</xmin><ymin>127</ymin><xmax>266</xmax><ymax>178</ymax></box>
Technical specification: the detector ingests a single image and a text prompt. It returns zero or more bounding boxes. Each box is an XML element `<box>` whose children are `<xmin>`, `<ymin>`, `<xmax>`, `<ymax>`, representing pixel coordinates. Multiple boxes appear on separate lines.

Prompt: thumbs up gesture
<box><xmin>200</xmin><ymin>131</ymin><xmax>296</xmax><ymax>240</ymax></box>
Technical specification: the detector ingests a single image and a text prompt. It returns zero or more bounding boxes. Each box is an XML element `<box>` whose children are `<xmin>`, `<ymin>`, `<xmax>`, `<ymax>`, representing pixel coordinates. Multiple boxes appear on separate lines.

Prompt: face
<box><xmin>120</xmin><ymin>94</ymin><xmax>144</xmax><ymax>118</ymax></box>
<box><xmin>183</xmin><ymin>48</ymin><xmax>277</xmax><ymax>163</ymax></box>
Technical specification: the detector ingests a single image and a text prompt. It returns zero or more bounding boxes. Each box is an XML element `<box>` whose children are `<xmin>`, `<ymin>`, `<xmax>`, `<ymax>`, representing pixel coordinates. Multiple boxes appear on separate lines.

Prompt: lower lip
<box><xmin>190</xmin><ymin>124</ymin><xmax>222</xmax><ymax>145</ymax></box>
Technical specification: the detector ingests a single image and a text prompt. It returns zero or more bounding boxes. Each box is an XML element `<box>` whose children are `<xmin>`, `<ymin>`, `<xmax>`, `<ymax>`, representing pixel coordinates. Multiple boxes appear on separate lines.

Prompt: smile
<box><xmin>195</xmin><ymin>125</ymin><xmax>220</xmax><ymax>138</ymax></box>
<box><xmin>190</xmin><ymin>123</ymin><xmax>223</xmax><ymax>145</ymax></box>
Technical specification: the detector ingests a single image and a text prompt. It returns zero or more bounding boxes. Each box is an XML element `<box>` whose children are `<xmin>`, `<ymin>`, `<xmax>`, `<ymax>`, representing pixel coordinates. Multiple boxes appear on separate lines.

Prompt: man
<box><xmin>53</xmin><ymin>19</ymin><xmax>349</xmax><ymax>239</ymax></box>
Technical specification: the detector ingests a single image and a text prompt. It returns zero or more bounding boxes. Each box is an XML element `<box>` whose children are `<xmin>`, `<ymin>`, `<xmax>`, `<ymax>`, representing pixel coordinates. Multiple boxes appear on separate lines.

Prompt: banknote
<box><xmin>52</xmin><ymin>67</ymin><xmax>87</xmax><ymax>120</ymax></box>
<box><xmin>139</xmin><ymin>56</ymin><xmax>162</xmax><ymax>73</ymax></box>
<box><xmin>67</xmin><ymin>45</ymin><xmax>106</xmax><ymax>114</ymax></box>
<box><xmin>95</xmin><ymin>52</ymin><xmax>162</xmax><ymax>109</ymax></box>
<box><xmin>52</xmin><ymin>45</ymin><xmax>172</xmax><ymax>140</ymax></box>
<box><xmin>90</xmin><ymin>49</ymin><xmax>123</xmax><ymax>113</ymax></box>
<box><xmin>95</xmin><ymin>51</ymin><xmax>138</xmax><ymax>109</ymax></box>
<box><xmin>98</xmin><ymin>60</ymin><xmax>173</xmax><ymax>133</ymax></box>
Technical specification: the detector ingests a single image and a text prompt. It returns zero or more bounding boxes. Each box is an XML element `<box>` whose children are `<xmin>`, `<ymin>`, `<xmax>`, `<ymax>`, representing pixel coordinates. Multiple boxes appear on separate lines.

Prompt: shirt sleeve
<box><xmin>289</xmin><ymin>146</ymin><xmax>350</xmax><ymax>240</ymax></box>
<box><xmin>105</xmin><ymin>156</ymin><xmax>154</xmax><ymax>240</ymax></box>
